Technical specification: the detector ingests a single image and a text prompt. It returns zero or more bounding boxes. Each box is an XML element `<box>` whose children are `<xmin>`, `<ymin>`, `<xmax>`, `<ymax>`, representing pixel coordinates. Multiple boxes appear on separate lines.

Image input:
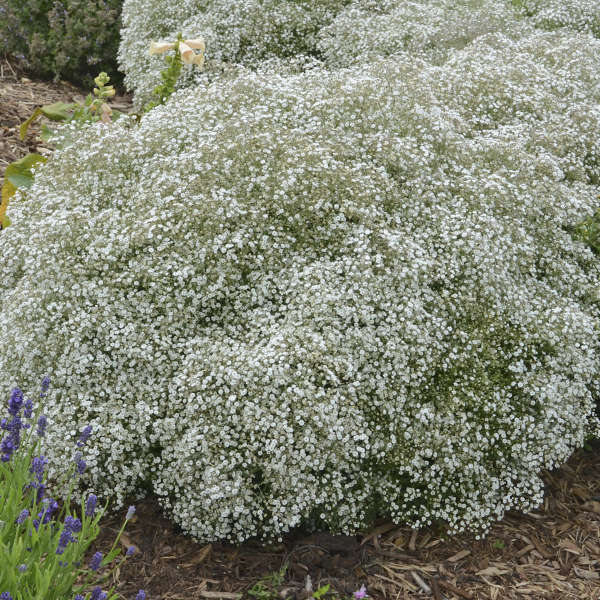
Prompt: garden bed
<box><xmin>3</xmin><ymin>55</ymin><xmax>600</xmax><ymax>600</ymax></box>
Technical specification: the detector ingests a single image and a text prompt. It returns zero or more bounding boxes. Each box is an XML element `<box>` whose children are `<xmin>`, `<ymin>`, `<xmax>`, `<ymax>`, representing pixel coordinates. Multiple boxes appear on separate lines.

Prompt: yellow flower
<box><xmin>149</xmin><ymin>37</ymin><xmax>206</xmax><ymax>69</ymax></box>
<box><xmin>149</xmin><ymin>41</ymin><xmax>176</xmax><ymax>55</ymax></box>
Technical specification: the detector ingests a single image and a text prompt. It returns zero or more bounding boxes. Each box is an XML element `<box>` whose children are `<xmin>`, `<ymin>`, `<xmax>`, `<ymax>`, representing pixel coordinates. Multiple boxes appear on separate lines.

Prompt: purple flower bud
<box><xmin>40</xmin><ymin>376</ymin><xmax>50</xmax><ymax>397</ymax></box>
<box><xmin>75</xmin><ymin>596</ymin><xmax>85</xmax><ymax>600</ymax></box>
<box><xmin>90</xmin><ymin>587</ymin><xmax>103</xmax><ymax>600</ymax></box>
<box><xmin>36</xmin><ymin>415</ymin><xmax>47</xmax><ymax>438</ymax></box>
<box><xmin>90</xmin><ymin>551</ymin><xmax>103</xmax><ymax>571</ymax></box>
<box><xmin>126</xmin><ymin>545</ymin><xmax>136</xmax><ymax>556</ymax></box>
<box><xmin>135</xmin><ymin>591</ymin><xmax>146</xmax><ymax>600</ymax></box>
<box><xmin>65</xmin><ymin>516</ymin><xmax>82</xmax><ymax>533</ymax></box>
<box><xmin>86</xmin><ymin>493</ymin><xmax>98</xmax><ymax>517</ymax></box>
<box><xmin>30</xmin><ymin>455</ymin><xmax>48</xmax><ymax>482</ymax></box>
<box><xmin>15</xmin><ymin>509</ymin><xmax>29</xmax><ymax>524</ymax></box>
<box><xmin>23</xmin><ymin>398</ymin><xmax>33</xmax><ymax>419</ymax></box>
<box><xmin>353</xmin><ymin>585</ymin><xmax>368</xmax><ymax>600</ymax></box>
<box><xmin>17</xmin><ymin>564</ymin><xmax>27</xmax><ymax>572</ymax></box>
<box><xmin>0</xmin><ymin>592</ymin><xmax>14</xmax><ymax>600</ymax></box>
<box><xmin>126</xmin><ymin>506</ymin><xmax>136</xmax><ymax>520</ymax></box>
<box><xmin>77</xmin><ymin>425</ymin><xmax>92</xmax><ymax>447</ymax></box>
<box><xmin>8</xmin><ymin>388</ymin><xmax>23</xmax><ymax>416</ymax></box>
<box><xmin>74</xmin><ymin>452</ymin><xmax>86</xmax><ymax>475</ymax></box>
<box><xmin>0</xmin><ymin>437</ymin><xmax>15</xmax><ymax>462</ymax></box>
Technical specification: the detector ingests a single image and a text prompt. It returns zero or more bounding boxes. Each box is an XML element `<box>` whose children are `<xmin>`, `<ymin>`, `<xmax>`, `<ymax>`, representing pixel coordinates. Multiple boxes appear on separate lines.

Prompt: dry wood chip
<box><xmin>476</xmin><ymin>566</ymin><xmax>510</xmax><ymax>577</ymax></box>
<box><xmin>559</xmin><ymin>540</ymin><xmax>581</xmax><ymax>555</ymax></box>
<box><xmin>408</xmin><ymin>529</ymin><xmax>418</xmax><ymax>552</ymax></box>
<box><xmin>582</xmin><ymin>501</ymin><xmax>600</xmax><ymax>514</ymax></box>
<box><xmin>199</xmin><ymin>592</ymin><xmax>242</xmax><ymax>599</ymax></box>
<box><xmin>573</xmin><ymin>566</ymin><xmax>600</xmax><ymax>580</ymax></box>
<box><xmin>447</xmin><ymin>549</ymin><xmax>471</xmax><ymax>563</ymax></box>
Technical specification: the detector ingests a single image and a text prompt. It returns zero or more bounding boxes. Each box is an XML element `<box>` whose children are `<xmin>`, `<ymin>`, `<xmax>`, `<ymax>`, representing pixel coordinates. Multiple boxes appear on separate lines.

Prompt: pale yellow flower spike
<box><xmin>184</xmin><ymin>38</ymin><xmax>206</xmax><ymax>52</ymax></box>
<box><xmin>149</xmin><ymin>41</ymin><xmax>175</xmax><ymax>55</ymax></box>
<box><xmin>178</xmin><ymin>41</ymin><xmax>195</xmax><ymax>65</ymax></box>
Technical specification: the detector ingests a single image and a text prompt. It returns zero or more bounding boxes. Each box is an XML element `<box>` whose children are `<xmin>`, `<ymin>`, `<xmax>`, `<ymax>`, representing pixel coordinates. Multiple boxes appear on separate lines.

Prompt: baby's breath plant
<box><xmin>0</xmin><ymin>8</ymin><xmax>599</xmax><ymax>545</ymax></box>
<box><xmin>0</xmin><ymin>380</ymin><xmax>144</xmax><ymax>600</ymax></box>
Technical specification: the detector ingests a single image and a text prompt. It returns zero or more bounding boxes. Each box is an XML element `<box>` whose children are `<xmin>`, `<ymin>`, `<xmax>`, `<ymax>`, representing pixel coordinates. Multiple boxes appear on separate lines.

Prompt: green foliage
<box><xmin>0</xmin><ymin>154</ymin><xmax>47</xmax><ymax>230</ymax></box>
<box><xmin>248</xmin><ymin>564</ymin><xmax>288</xmax><ymax>600</ymax></box>
<box><xmin>1</xmin><ymin>72</ymin><xmax>122</xmax><ymax>232</ymax></box>
<box><xmin>572</xmin><ymin>205</ymin><xmax>600</xmax><ymax>256</ymax></box>
<box><xmin>0</xmin><ymin>0</ymin><xmax>123</xmax><ymax>88</ymax></box>
<box><xmin>143</xmin><ymin>37</ymin><xmax>184</xmax><ymax>113</ymax></box>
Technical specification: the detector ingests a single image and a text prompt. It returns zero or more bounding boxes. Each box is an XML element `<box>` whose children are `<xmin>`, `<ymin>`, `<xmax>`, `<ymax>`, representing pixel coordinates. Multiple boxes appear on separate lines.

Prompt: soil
<box><xmin>2</xmin><ymin>56</ymin><xmax>600</xmax><ymax>600</ymax></box>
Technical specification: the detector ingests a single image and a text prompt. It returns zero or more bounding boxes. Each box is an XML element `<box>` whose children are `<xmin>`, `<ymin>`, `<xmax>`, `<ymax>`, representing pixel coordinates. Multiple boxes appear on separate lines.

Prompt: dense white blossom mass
<box><xmin>0</xmin><ymin>2</ymin><xmax>599</xmax><ymax>542</ymax></box>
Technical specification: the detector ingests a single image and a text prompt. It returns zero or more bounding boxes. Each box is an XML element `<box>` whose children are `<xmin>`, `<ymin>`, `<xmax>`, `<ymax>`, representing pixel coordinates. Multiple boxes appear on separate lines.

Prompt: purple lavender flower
<box><xmin>0</xmin><ymin>436</ymin><xmax>15</xmax><ymax>462</ymax></box>
<box><xmin>90</xmin><ymin>551</ymin><xmax>103</xmax><ymax>571</ymax></box>
<box><xmin>30</xmin><ymin>455</ymin><xmax>48</xmax><ymax>483</ymax></box>
<box><xmin>15</xmin><ymin>509</ymin><xmax>29</xmax><ymax>524</ymax></box>
<box><xmin>126</xmin><ymin>505</ymin><xmax>136</xmax><ymax>520</ymax></box>
<box><xmin>90</xmin><ymin>587</ymin><xmax>103</xmax><ymax>600</ymax></box>
<box><xmin>86</xmin><ymin>493</ymin><xmax>98</xmax><ymax>517</ymax></box>
<box><xmin>56</xmin><ymin>516</ymin><xmax>81</xmax><ymax>554</ymax></box>
<box><xmin>0</xmin><ymin>418</ymin><xmax>6</xmax><ymax>430</ymax></box>
<box><xmin>75</xmin><ymin>595</ymin><xmax>85</xmax><ymax>600</ymax></box>
<box><xmin>58</xmin><ymin>560</ymin><xmax>69</xmax><ymax>567</ymax></box>
<box><xmin>65</xmin><ymin>516</ymin><xmax>82</xmax><ymax>533</ymax></box>
<box><xmin>17</xmin><ymin>564</ymin><xmax>27</xmax><ymax>572</ymax></box>
<box><xmin>353</xmin><ymin>585</ymin><xmax>368</xmax><ymax>599</ymax></box>
<box><xmin>77</xmin><ymin>425</ymin><xmax>92</xmax><ymax>447</ymax></box>
<box><xmin>23</xmin><ymin>397</ymin><xmax>33</xmax><ymax>419</ymax></box>
<box><xmin>40</xmin><ymin>376</ymin><xmax>50</xmax><ymax>397</ymax></box>
<box><xmin>126</xmin><ymin>545</ymin><xmax>136</xmax><ymax>556</ymax></box>
<box><xmin>74</xmin><ymin>452</ymin><xmax>86</xmax><ymax>475</ymax></box>
<box><xmin>135</xmin><ymin>591</ymin><xmax>146</xmax><ymax>600</ymax></box>
<box><xmin>8</xmin><ymin>388</ymin><xmax>23</xmax><ymax>416</ymax></box>
<box><xmin>38</xmin><ymin>498</ymin><xmax>58</xmax><ymax>524</ymax></box>
<box><xmin>36</xmin><ymin>415</ymin><xmax>47</xmax><ymax>437</ymax></box>
<box><xmin>0</xmin><ymin>592</ymin><xmax>14</xmax><ymax>600</ymax></box>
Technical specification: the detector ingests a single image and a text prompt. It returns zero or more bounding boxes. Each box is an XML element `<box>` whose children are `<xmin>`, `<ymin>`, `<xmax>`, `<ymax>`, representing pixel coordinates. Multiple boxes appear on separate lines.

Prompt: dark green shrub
<box><xmin>0</xmin><ymin>0</ymin><xmax>123</xmax><ymax>87</ymax></box>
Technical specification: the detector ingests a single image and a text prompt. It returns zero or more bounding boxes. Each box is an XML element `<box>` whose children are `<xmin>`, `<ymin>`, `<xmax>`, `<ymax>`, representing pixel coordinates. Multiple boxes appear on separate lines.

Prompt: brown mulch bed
<box><xmin>3</xmin><ymin>56</ymin><xmax>600</xmax><ymax>600</ymax></box>
<box><xmin>89</xmin><ymin>444</ymin><xmax>600</xmax><ymax>600</ymax></box>
<box><xmin>0</xmin><ymin>56</ymin><xmax>132</xmax><ymax>180</ymax></box>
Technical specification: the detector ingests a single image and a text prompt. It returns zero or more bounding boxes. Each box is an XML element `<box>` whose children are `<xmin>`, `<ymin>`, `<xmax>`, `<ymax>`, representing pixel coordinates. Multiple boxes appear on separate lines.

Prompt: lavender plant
<box><xmin>0</xmin><ymin>379</ymin><xmax>145</xmax><ymax>600</ymax></box>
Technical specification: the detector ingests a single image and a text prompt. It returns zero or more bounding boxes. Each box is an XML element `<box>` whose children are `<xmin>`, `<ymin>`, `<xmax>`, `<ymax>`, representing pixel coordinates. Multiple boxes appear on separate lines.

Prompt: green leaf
<box><xmin>40</xmin><ymin>101</ymin><xmax>76</xmax><ymax>121</ymax></box>
<box><xmin>19</xmin><ymin>102</ymin><xmax>75</xmax><ymax>140</ymax></box>
<box><xmin>0</xmin><ymin>153</ymin><xmax>47</xmax><ymax>228</ymax></box>
<box><xmin>40</xmin><ymin>124</ymin><xmax>55</xmax><ymax>143</ymax></box>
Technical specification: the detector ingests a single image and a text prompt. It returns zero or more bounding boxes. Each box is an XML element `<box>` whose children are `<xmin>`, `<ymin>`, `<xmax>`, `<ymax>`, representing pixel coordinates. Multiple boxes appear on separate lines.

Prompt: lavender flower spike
<box><xmin>90</xmin><ymin>551</ymin><xmax>103</xmax><ymax>571</ymax></box>
<box><xmin>126</xmin><ymin>505</ymin><xmax>136</xmax><ymax>520</ymax></box>
<box><xmin>8</xmin><ymin>388</ymin><xmax>23</xmax><ymax>416</ymax></box>
<box><xmin>0</xmin><ymin>592</ymin><xmax>14</xmax><ymax>600</ymax></box>
<box><xmin>36</xmin><ymin>415</ymin><xmax>47</xmax><ymax>437</ymax></box>
<box><xmin>15</xmin><ymin>509</ymin><xmax>29</xmax><ymax>524</ymax></box>
<box><xmin>135</xmin><ymin>591</ymin><xmax>146</xmax><ymax>600</ymax></box>
<box><xmin>126</xmin><ymin>545</ymin><xmax>136</xmax><ymax>556</ymax></box>
<box><xmin>40</xmin><ymin>376</ymin><xmax>50</xmax><ymax>396</ymax></box>
<box><xmin>86</xmin><ymin>493</ymin><xmax>98</xmax><ymax>517</ymax></box>
<box><xmin>77</xmin><ymin>425</ymin><xmax>93</xmax><ymax>447</ymax></box>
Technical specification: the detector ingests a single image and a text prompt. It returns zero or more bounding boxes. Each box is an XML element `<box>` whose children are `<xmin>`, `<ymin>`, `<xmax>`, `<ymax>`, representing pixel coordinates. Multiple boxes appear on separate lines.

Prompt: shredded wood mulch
<box><xmin>2</xmin><ymin>56</ymin><xmax>600</xmax><ymax>600</ymax></box>
<box><xmin>0</xmin><ymin>56</ymin><xmax>132</xmax><ymax>179</ymax></box>
<box><xmin>88</xmin><ymin>443</ymin><xmax>600</xmax><ymax>600</ymax></box>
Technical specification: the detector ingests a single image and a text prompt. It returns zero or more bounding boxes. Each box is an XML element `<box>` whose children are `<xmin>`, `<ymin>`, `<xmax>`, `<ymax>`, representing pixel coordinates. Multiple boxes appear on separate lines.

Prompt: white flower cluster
<box><xmin>1</xmin><ymin>14</ymin><xmax>600</xmax><ymax>542</ymax></box>
<box><xmin>118</xmin><ymin>0</ymin><xmax>348</xmax><ymax>107</ymax></box>
<box><xmin>316</xmin><ymin>0</ymin><xmax>531</xmax><ymax>68</ymax></box>
<box><xmin>120</xmin><ymin>0</ymin><xmax>600</xmax><ymax>107</ymax></box>
<box><xmin>513</xmin><ymin>0</ymin><xmax>600</xmax><ymax>37</ymax></box>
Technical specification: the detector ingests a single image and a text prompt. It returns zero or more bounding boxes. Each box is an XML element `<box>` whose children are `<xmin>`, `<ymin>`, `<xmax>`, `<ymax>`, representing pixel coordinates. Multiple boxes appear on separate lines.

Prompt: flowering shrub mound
<box><xmin>512</xmin><ymin>0</ymin><xmax>600</xmax><ymax>37</ymax></box>
<box><xmin>1</xmin><ymin>28</ymin><xmax>600</xmax><ymax>542</ymax></box>
<box><xmin>118</xmin><ymin>0</ymin><xmax>349</xmax><ymax>106</ymax></box>
<box><xmin>316</xmin><ymin>0</ymin><xmax>531</xmax><ymax>68</ymax></box>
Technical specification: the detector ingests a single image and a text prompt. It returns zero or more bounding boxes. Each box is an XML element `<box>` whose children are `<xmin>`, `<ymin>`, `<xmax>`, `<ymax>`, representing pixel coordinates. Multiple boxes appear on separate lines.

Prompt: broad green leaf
<box><xmin>0</xmin><ymin>153</ymin><xmax>47</xmax><ymax>229</ymax></box>
<box><xmin>19</xmin><ymin>101</ymin><xmax>75</xmax><ymax>139</ymax></box>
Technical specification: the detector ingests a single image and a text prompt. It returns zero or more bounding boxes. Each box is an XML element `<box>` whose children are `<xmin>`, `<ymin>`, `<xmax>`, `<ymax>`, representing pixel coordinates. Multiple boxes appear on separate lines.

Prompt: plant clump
<box><xmin>0</xmin><ymin>0</ymin><xmax>124</xmax><ymax>88</ymax></box>
<box><xmin>0</xmin><ymin>21</ymin><xmax>600</xmax><ymax>543</ymax></box>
